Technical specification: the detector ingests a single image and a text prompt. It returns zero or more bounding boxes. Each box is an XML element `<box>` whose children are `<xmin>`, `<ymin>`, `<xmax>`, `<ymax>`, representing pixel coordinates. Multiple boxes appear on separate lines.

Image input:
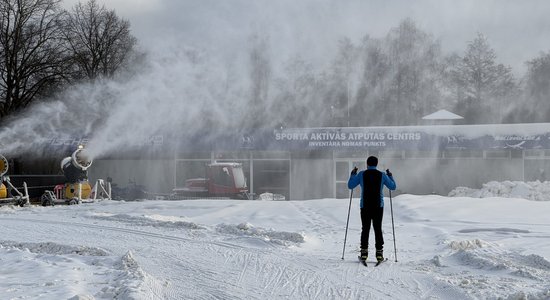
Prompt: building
<box><xmin>88</xmin><ymin>123</ymin><xmax>550</xmax><ymax>199</ymax></box>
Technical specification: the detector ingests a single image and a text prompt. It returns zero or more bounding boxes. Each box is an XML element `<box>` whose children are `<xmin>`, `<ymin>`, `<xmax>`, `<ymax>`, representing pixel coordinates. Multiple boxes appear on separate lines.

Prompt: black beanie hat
<box><xmin>367</xmin><ymin>156</ymin><xmax>378</xmax><ymax>167</ymax></box>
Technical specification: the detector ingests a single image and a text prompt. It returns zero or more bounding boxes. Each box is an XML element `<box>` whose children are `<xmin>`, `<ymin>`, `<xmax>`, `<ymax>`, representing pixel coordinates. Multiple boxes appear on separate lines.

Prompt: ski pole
<box><xmin>341</xmin><ymin>189</ymin><xmax>353</xmax><ymax>260</ymax></box>
<box><xmin>389</xmin><ymin>190</ymin><xmax>398</xmax><ymax>262</ymax></box>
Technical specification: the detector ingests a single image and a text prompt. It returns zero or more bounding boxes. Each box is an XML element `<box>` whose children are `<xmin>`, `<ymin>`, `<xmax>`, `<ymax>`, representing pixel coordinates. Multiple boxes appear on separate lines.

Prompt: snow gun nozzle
<box><xmin>0</xmin><ymin>154</ymin><xmax>8</xmax><ymax>177</ymax></box>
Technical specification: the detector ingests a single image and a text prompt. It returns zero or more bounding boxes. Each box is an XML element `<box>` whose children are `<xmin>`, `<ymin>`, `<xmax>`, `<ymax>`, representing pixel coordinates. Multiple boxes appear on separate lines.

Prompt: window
<box><xmin>232</xmin><ymin>165</ymin><xmax>247</xmax><ymax>188</ymax></box>
<box><xmin>211</xmin><ymin>166</ymin><xmax>233</xmax><ymax>187</ymax></box>
<box><xmin>405</xmin><ymin>151</ymin><xmax>441</xmax><ymax>158</ymax></box>
<box><xmin>443</xmin><ymin>150</ymin><xmax>483</xmax><ymax>158</ymax></box>
<box><xmin>484</xmin><ymin>150</ymin><xmax>511</xmax><ymax>159</ymax></box>
<box><xmin>378</xmin><ymin>151</ymin><xmax>404</xmax><ymax>158</ymax></box>
<box><xmin>336</xmin><ymin>182</ymin><xmax>350</xmax><ymax>199</ymax></box>
<box><xmin>336</xmin><ymin>161</ymin><xmax>349</xmax><ymax>182</ymax></box>
<box><xmin>253</xmin><ymin>160</ymin><xmax>290</xmax><ymax>199</ymax></box>
<box><xmin>175</xmin><ymin>160</ymin><xmax>209</xmax><ymax>187</ymax></box>
<box><xmin>252</xmin><ymin>151</ymin><xmax>290</xmax><ymax>159</ymax></box>
<box><xmin>525</xmin><ymin>150</ymin><xmax>544</xmax><ymax>157</ymax></box>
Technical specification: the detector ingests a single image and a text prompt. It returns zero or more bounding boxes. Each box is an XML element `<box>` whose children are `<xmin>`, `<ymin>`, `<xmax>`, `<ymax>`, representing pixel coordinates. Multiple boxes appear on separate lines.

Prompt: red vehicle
<box><xmin>173</xmin><ymin>162</ymin><xmax>252</xmax><ymax>199</ymax></box>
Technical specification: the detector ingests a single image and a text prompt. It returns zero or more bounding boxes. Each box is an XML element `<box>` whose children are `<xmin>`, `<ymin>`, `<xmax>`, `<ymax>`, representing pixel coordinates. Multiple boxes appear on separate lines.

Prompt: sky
<box><xmin>61</xmin><ymin>0</ymin><xmax>550</xmax><ymax>75</ymax></box>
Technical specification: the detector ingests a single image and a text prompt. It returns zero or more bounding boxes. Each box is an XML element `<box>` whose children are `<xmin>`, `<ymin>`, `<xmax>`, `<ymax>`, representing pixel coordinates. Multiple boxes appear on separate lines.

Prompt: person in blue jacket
<box><xmin>348</xmin><ymin>156</ymin><xmax>396</xmax><ymax>263</ymax></box>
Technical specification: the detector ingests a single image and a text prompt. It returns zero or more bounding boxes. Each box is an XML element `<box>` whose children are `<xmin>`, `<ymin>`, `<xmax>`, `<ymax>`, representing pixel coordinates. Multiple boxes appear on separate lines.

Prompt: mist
<box><xmin>1</xmin><ymin>0</ymin><xmax>550</xmax><ymax>164</ymax></box>
<box><xmin>110</xmin><ymin>0</ymin><xmax>550</xmax><ymax>74</ymax></box>
<box><xmin>0</xmin><ymin>43</ymin><xmax>240</xmax><ymax>158</ymax></box>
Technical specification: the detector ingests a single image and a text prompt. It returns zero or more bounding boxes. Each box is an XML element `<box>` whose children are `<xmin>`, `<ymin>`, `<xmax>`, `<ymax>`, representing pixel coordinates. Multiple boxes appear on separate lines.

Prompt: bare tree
<box><xmin>525</xmin><ymin>52</ymin><xmax>550</xmax><ymax>103</ymax></box>
<box><xmin>385</xmin><ymin>19</ymin><xmax>444</xmax><ymax>125</ymax></box>
<box><xmin>450</xmin><ymin>33</ymin><xmax>516</xmax><ymax>123</ymax></box>
<box><xmin>357</xmin><ymin>19</ymin><xmax>444</xmax><ymax>126</ymax></box>
<box><xmin>246</xmin><ymin>32</ymin><xmax>271</xmax><ymax>128</ymax></box>
<box><xmin>62</xmin><ymin>0</ymin><xmax>136</xmax><ymax>80</ymax></box>
<box><xmin>327</xmin><ymin>37</ymin><xmax>358</xmax><ymax>126</ymax></box>
<box><xmin>0</xmin><ymin>0</ymin><xmax>67</xmax><ymax>117</ymax></box>
<box><xmin>455</xmin><ymin>33</ymin><xmax>500</xmax><ymax>102</ymax></box>
<box><xmin>508</xmin><ymin>51</ymin><xmax>550</xmax><ymax>122</ymax></box>
<box><xmin>273</xmin><ymin>55</ymin><xmax>317</xmax><ymax>127</ymax></box>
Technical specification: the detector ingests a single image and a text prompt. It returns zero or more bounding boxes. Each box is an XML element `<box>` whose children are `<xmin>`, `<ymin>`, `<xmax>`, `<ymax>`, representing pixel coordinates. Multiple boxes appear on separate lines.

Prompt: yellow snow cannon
<box><xmin>64</xmin><ymin>182</ymin><xmax>92</xmax><ymax>199</ymax></box>
<box><xmin>61</xmin><ymin>146</ymin><xmax>93</xmax><ymax>201</ymax></box>
<box><xmin>0</xmin><ymin>183</ymin><xmax>6</xmax><ymax>198</ymax></box>
<box><xmin>0</xmin><ymin>154</ymin><xmax>7</xmax><ymax>198</ymax></box>
<box><xmin>0</xmin><ymin>154</ymin><xmax>30</xmax><ymax>206</ymax></box>
<box><xmin>61</xmin><ymin>146</ymin><xmax>93</xmax><ymax>183</ymax></box>
<box><xmin>41</xmin><ymin>145</ymin><xmax>112</xmax><ymax>206</ymax></box>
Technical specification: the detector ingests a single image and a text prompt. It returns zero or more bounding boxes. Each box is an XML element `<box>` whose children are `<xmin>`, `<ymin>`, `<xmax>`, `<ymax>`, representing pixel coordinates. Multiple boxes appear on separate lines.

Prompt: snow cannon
<box><xmin>61</xmin><ymin>147</ymin><xmax>92</xmax><ymax>183</ymax></box>
<box><xmin>0</xmin><ymin>154</ymin><xmax>29</xmax><ymax>206</ymax></box>
<box><xmin>40</xmin><ymin>146</ymin><xmax>112</xmax><ymax>206</ymax></box>
<box><xmin>0</xmin><ymin>154</ymin><xmax>8</xmax><ymax>198</ymax></box>
<box><xmin>61</xmin><ymin>147</ymin><xmax>93</xmax><ymax>200</ymax></box>
<box><xmin>0</xmin><ymin>154</ymin><xmax>7</xmax><ymax>176</ymax></box>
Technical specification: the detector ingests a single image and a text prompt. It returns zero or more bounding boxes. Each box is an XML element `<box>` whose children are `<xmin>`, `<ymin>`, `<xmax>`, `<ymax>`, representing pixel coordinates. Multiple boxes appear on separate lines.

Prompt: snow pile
<box><xmin>451</xmin><ymin>249</ymin><xmax>509</xmax><ymax>271</ymax></box>
<box><xmin>446</xmin><ymin>239</ymin><xmax>510</xmax><ymax>271</ymax></box>
<box><xmin>448</xmin><ymin>239</ymin><xmax>490</xmax><ymax>251</ymax></box>
<box><xmin>0</xmin><ymin>204</ymin><xmax>18</xmax><ymax>213</ymax></box>
<box><xmin>0</xmin><ymin>242</ymin><xmax>151</xmax><ymax>299</ymax></box>
<box><xmin>99</xmin><ymin>251</ymin><xmax>153</xmax><ymax>299</ymax></box>
<box><xmin>68</xmin><ymin>295</ymin><xmax>95</xmax><ymax>300</ymax></box>
<box><xmin>0</xmin><ymin>240</ymin><xmax>109</xmax><ymax>256</ymax></box>
<box><xmin>89</xmin><ymin>212</ymin><xmax>206</xmax><ymax>229</ymax></box>
<box><xmin>216</xmin><ymin>222</ymin><xmax>305</xmax><ymax>245</ymax></box>
<box><xmin>423</xmin><ymin>238</ymin><xmax>550</xmax><ymax>298</ymax></box>
<box><xmin>504</xmin><ymin>290</ymin><xmax>550</xmax><ymax>300</ymax></box>
<box><xmin>258</xmin><ymin>192</ymin><xmax>286</xmax><ymax>201</ymax></box>
<box><xmin>523</xmin><ymin>254</ymin><xmax>550</xmax><ymax>270</ymax></box>
<box><xmin>448</xmin><ymin>180</ymin><xmax>550</xmax><ymax>201</ymax></box>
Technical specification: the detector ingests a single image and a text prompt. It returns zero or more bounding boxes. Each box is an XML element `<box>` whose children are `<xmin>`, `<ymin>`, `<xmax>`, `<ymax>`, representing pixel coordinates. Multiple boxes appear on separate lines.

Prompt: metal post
<box><xmin>250</xmin><ymin>152</ymin><xmax>254</xmax><ymax>199</ymax></box>
<box><xmin>347</xmin><ymin>81</ymin><xmax>350</xmax><ymax>127</ymax></box>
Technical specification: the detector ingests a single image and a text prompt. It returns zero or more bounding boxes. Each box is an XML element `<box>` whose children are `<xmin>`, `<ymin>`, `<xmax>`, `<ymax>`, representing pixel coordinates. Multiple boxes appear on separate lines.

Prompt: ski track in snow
<box><xmin>1</xmin><ymin>196</ymin><xmax>550</xmax><ymax>299</ymax></box>
<box><xmin>394</xmin><ymin>196</ymin><xmax>550</xmax><ymax>300</ymax></box>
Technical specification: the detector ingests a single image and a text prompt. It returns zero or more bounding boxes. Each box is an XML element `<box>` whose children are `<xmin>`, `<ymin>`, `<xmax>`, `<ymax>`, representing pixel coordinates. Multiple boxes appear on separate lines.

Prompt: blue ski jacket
<box><xmin>347</xmin><ymin>166</ymin><xmax>396</xmax><ymax>208</ymax></box>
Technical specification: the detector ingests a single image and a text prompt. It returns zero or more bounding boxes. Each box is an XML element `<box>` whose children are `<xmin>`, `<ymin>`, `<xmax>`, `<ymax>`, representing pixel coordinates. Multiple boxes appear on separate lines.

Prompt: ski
<box><xmin>358</xmin><ymin>256</ymin><xmax>368</xmax><ymax>267</ymax></box>
<box><xmin>375</xmin><ymin>258</ymin><xmax>389</xmax><ymax>267</ymax></box>
<box><xmin>358</xmin><ymin>256</ymin><xmax>389</xmax><ymax>267</ymax></box>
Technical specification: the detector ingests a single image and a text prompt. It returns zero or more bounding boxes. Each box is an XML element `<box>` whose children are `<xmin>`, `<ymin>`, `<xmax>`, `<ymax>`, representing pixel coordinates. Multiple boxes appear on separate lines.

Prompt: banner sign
<box><xmin>266</xmin><ymin>127</ymin><xmax>550</xmax><ymax>151</ymax></box>
<box><xmin>274</xmin><ymin>129</ymin><xmax>423</xmax><ymax>149</ymax></box>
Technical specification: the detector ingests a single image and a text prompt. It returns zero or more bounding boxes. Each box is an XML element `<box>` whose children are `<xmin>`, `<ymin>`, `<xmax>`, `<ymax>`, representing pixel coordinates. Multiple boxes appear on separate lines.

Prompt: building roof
<box><xmin>422</xmin><ymin>109</ymin><xmax>464</xmax><ymax>120</ymax></box>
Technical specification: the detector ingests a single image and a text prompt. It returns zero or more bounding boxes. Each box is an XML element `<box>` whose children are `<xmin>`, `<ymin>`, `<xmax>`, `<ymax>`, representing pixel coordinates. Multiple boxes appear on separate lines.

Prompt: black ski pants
<box><xmin>360</xmin><ymin>207</ymin><xmax>384</xmax><ymax>251</ymax></box>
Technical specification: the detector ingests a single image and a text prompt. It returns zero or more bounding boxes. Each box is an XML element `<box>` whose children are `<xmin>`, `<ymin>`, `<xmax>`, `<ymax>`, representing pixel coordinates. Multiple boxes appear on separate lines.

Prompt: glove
<box><xmin>386</xmin><ymin>169</ymin><xmax>392</xmax><ymax>177</ymax></box>
<box><xmin>351</xmin><ymin>166</ymin><xmax>358</xmax><ymax>176</ymax></box>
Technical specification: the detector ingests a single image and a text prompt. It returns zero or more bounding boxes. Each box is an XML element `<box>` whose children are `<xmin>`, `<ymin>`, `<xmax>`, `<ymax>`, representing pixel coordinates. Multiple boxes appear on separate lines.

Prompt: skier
<box><xmin>348</xmin><ymin>156</ymin><xmax>396</xmax><ymax>263</ymax></box>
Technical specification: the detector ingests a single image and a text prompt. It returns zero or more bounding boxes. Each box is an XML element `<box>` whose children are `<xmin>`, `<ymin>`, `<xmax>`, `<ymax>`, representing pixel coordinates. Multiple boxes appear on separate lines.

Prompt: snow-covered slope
<box><xmin>1</xmin><ymin>193</ymin><xmax>549</xmax><ymax>299</ymax></box>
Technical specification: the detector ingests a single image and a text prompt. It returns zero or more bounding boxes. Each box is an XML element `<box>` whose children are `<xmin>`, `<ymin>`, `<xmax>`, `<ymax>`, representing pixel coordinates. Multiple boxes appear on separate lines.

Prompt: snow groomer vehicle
<box><xmin>172</xmin><ymin>162</ymin><xmax>253</xmax><ymax>199</ymax></box>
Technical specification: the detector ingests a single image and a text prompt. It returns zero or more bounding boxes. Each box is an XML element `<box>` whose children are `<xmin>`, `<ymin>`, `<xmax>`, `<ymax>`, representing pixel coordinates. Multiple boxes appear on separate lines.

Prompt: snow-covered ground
<box><xmin>1</xmin><ymin>185</ymin><xmax>550</xmax><ymax>299</ymax></box>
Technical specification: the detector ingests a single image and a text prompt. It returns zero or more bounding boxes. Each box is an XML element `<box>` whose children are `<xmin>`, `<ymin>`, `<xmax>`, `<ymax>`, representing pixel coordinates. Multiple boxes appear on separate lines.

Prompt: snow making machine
<box><xmin>0</xmin><ymin>154</ymin><xmax>30</xmax><ymax>206</ymax></box>
<box><xmin>40</xmin><ymin>146</ymin><xmax>112</xmax><ymax>206</ymax></box>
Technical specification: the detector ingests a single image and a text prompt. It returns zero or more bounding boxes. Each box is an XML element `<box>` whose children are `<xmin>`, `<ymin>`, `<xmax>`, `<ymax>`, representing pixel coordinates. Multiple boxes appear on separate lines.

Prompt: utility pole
<box><xmin>347</xmin><ymin>80</ymin><xmax>350</xmax><ymax>127</ymax></box>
